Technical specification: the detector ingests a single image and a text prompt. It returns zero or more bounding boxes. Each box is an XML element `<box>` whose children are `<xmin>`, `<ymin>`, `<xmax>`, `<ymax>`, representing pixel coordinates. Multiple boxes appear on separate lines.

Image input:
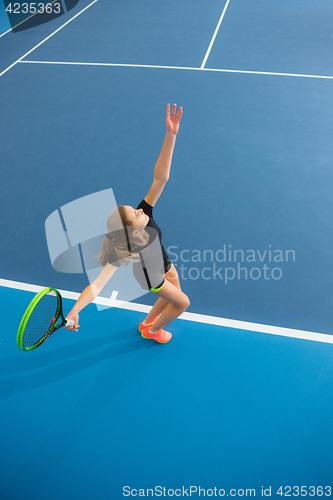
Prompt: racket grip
<box><xmin>65</xmin><ymin>319</ymin><xmax>75</xmax><ymax>327</ymax></box>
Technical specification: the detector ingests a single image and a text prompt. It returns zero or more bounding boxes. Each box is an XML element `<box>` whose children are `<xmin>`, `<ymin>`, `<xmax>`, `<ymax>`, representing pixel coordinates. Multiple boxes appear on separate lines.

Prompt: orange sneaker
<box><xmin>141</xmin><ymin>327</ymin><xmax>172</xmax><ymax>343</ymax></box>
<box><xmin>139</xmin><ymin>315</ymin><xmax>160</xmax><ymax>333</ymax></box>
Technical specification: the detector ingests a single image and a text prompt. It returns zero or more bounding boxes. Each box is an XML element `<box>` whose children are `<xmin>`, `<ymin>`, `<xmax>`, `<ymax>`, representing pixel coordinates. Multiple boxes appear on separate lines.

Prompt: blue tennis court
<box><xmin>1</xmin><ymin>1</ymin><xmax>333</xmax><ymax>498</ymax></box>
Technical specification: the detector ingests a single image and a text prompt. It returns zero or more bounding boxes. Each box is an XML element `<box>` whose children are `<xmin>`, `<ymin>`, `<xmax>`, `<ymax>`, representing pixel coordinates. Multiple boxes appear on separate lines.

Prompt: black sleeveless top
<box><xmin>106</xmin><ymin>200</ymin><xmax>171</xmax><ymax>290</ymax></box>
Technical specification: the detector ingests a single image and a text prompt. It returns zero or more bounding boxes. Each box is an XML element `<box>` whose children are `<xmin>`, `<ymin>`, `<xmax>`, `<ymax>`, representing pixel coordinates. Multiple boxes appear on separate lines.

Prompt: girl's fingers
<box><xmin>66</xmin><ymin>325</ymin><xmax>79</xmax><ymax>331</ymax></box>
<box><xmin>166</xmin><ymin>103</ymin><xmax>183</xmax><ymax>124</ymax></box>
<box><xmin>176</xmin><ymin>106</ymin><xmax>183</xmax><ymax>120</ymax></box>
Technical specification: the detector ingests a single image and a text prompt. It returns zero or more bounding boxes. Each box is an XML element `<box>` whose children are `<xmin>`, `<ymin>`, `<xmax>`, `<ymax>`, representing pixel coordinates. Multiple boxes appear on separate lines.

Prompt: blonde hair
<box><xmin>97</xmin><ymin>205</ymin><xmax>144</xmax><ymax>267</ymax></box>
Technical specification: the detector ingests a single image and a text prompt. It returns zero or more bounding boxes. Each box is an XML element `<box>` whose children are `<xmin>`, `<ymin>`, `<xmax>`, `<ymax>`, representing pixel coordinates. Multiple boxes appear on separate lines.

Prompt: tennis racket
<box><xmin>17</xmin><ymin>288</ymin><xmax>75</xmax><ymax>351</ymax></box>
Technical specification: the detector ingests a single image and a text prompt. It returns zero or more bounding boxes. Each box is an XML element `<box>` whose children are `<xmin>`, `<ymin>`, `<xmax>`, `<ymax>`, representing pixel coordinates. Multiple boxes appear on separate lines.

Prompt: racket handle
<box><xmin>65</xmin><ymin>319</ymin><xmax>75</xmax><ymax>327</ymax></box>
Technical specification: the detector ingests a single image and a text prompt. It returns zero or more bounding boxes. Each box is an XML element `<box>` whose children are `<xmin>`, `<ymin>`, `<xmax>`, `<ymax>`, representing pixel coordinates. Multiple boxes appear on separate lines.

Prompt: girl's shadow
<box><xmin>1</xmin><ymin>328</ymin><xmax>157</xmax><ymax>399</ymax></box>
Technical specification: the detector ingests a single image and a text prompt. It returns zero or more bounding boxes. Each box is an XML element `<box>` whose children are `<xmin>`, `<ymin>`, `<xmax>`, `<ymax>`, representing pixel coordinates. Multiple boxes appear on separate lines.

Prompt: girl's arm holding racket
<box><xmin>65</xmin><ymin>263</ymin><xmax>118</xmax><ymax>331</ymax></box>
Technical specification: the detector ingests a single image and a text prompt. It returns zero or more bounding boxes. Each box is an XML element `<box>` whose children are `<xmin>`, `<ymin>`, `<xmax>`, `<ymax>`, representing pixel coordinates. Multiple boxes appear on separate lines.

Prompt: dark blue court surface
<box><xmin>1</xmin><ymin>1</ymin><xmax>333</xmax><ymax>498</ymax></box>
<box><xmin>206</xmin><ymin>0</ymin><xmax>333</xmax><ymax>76</ymax></box>
<box><xmin>1</xmin><ymin>61</ymin><xmax>333</xmax><ymax>333</ymax></box>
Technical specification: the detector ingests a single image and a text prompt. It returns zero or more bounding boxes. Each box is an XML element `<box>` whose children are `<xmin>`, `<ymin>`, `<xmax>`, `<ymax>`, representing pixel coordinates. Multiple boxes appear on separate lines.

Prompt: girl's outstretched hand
<box><xmin>166</xmin><ymin>103</ymin><xmax>183</xmax><ymax>135</ymax></box>
<box><xmin>65</xmin><ymin>309</ymin><xmax>80</xmax><ymax>332</ymax></box>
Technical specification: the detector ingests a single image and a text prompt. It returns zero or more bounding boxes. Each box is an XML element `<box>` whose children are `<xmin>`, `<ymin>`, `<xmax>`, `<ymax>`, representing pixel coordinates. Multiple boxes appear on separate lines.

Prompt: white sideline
<box><xmin>1</xmin><ymin>277</ymin><xmax>333</xmax><ymax>344</ymax></box>
<box><xmin>201</xmin><ymin>0</ymin><xmax>231</xmax><ymax>68</ymax></box>
<box><xmin>18</xmin><ymin>60</ymin><xmax>333</xmax><ymax>81</ymax></box>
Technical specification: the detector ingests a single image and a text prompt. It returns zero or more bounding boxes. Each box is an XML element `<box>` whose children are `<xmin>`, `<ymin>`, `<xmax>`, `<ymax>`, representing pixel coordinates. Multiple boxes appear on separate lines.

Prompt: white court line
<box><xmin>1</xmin><ymin>277</ymin><xmax>333</xmax><ymax>344</ymax></box>
<box><xmin>18</xmin><ymin>60</ymin><xmax>333</xmax><ymax>81</ymax></box>
<box><xmin>201</xmin><ymin>0</ymin><xmax>231</xmax><ymax>69</ymax></box>
<box><xmin>0</xmin><ymin>26</ymin><xmax>13</xmax><ymax>38</ymax></box>
<box><xmin>0</xmin><ymin>0</ymin><xmax>60</xmax><ymax>38</ymax></box>
<box><xmin>0</xmin><ymin>0</ymin><xmax>98</xmax><ymax>78</ymax></box>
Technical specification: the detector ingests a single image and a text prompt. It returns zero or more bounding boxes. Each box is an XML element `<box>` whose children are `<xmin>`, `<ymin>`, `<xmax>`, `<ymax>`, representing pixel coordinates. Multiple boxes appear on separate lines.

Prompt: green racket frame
<box><xmin>17</xmin><ymin>287</ymin><xmax>68</xmax><ymax>351</ymax></box>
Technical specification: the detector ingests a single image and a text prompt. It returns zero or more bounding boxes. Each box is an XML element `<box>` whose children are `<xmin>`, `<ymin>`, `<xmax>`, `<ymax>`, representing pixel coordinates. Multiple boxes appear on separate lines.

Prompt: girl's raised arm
<box><xmin>144</xmin><ymin>103</ymin><xmax>183</xmax><ymax>207</ymax></box>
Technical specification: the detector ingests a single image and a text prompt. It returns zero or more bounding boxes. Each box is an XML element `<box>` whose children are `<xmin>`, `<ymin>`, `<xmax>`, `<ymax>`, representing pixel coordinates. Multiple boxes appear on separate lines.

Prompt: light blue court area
<box><xmin>1</xmin><ymin>286</ymin><xmax>333</xmax><ymax>499</ymax></box>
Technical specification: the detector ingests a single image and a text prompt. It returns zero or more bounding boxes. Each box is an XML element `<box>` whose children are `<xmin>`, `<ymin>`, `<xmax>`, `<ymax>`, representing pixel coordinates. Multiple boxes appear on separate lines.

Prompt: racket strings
<box><xmin>22</xmin><ymin>291</ymin><xmax>59</xmax><ymax>348</ymax></box>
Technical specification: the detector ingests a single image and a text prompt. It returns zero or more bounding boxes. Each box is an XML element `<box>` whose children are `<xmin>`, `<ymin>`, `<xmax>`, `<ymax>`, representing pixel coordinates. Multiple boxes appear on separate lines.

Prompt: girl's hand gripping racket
<box><xmin>17</xmin><ymin>288</ymin><xmax>75</xmax><ymax>351</ymax></box>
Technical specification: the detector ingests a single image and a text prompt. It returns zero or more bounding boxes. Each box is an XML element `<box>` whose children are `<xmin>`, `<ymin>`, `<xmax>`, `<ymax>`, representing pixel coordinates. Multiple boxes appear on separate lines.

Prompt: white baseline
<box><xmin>18</xmin><ymin>60</ymin><xmax>333</xmax><ymax>81</ymax></box>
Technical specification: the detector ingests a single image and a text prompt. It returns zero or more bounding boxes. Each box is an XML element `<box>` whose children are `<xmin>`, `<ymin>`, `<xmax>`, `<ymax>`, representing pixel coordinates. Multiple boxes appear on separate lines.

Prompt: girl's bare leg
<box><xmin>145</xmin><ymin>266</ymin><xmax>190</xmax><ymax>333</ymax></box>
<box><xmin>143</xmin><ymin>265</ymin><xmax>182</xmax><ymax>324</ymax></box>
<box><xmin>149</xmin><ymin>302</ymin><xmax>187</xmax><ymax>333</ymax></box>
<box><xmin>149</xmin><ymin>280</ymin><xmax>190</xmax><ymax>333</ymax></box>
<box><xmin>144</xmin><ymin>297</ymin><xmax>170</xmax><ymax>324</ymax></box>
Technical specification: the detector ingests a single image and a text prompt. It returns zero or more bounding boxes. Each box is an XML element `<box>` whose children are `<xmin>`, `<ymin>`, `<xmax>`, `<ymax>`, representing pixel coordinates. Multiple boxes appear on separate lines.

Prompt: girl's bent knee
<box><xmin>182</xmin><ymin>296</ymin><xmax>190</xmax><ymax>310</ymax></box>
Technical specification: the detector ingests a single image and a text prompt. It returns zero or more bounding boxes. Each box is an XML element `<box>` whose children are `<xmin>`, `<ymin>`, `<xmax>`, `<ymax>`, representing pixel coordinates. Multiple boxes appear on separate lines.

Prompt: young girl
<box><xmin>65</xmin><ymin>103</ymin><xmax>190</xmax><ymax>343</ymax></box>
